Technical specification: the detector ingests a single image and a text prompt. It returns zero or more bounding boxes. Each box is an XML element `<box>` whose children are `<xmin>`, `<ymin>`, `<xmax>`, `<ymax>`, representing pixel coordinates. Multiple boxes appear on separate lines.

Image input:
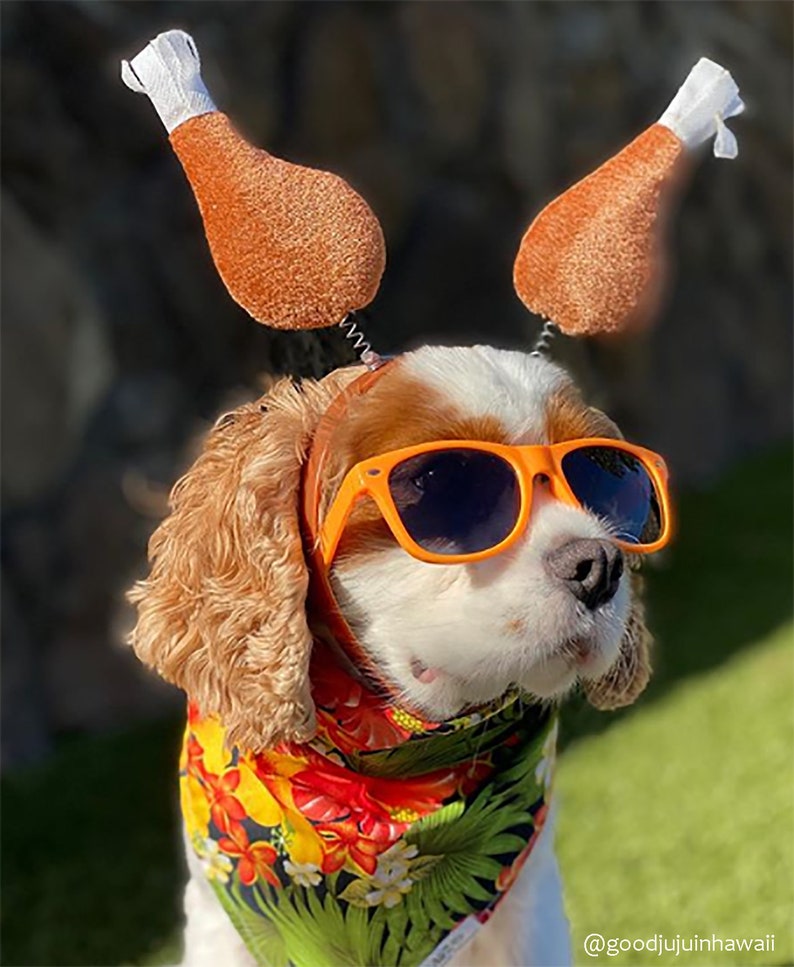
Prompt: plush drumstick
<box><xmin>514</xmin><ymin>58</ymin><xmax>744</xmax><ymax>337</ymax></box>
<box><xmin>122</xmin><ymin>30</ymin><xmax>385</xmax><ymax>332</ymax></box>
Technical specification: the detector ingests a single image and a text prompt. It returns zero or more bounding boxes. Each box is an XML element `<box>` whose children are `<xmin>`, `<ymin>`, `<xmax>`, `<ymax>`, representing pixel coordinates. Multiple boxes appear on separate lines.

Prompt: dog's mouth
<box><xmin>410</xmin><ymin>657</ymin><xmax>441</xmax><ymax>684</ymax></box>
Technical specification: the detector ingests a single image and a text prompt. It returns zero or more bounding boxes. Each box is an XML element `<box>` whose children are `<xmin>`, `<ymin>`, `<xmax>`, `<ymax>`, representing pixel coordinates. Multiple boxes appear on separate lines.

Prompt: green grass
<box><xmin>1</xmin><ymin>719</ymin><xmax>185</xmax><ymax>966</ymax></box>
<box><xmin>2</xmin><ymin>445</ymin><xmax>792</xmax><ymax>966</ymax></box>
<box><xmin>558</xmin><ymin>622</ymin><xmax>794</xmax><ymax>966</ymax></box>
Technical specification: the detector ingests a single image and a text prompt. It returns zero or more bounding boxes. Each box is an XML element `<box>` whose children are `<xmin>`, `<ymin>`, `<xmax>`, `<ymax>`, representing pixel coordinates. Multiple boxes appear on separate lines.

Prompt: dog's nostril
<box><xmin>574</xmin><ymin>558</ymin><xmax>593</xmax><ymax>582</ymax></box>
<box><xmin>545</xmin><ymin>538</ymin><xmax>623</xmax><ymax>610</ymax></box>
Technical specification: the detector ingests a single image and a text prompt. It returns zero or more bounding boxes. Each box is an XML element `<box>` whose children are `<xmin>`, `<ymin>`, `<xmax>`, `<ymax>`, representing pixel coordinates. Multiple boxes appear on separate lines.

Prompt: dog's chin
<box><xmin>386</xmin><ymin>631</ymin><xmax>624</xmax><ymax>721</ymax></box>
<box><xmin>518</xmin><ymin>636</ymin><xmax>619</xmax><ymax>701</ymax></box>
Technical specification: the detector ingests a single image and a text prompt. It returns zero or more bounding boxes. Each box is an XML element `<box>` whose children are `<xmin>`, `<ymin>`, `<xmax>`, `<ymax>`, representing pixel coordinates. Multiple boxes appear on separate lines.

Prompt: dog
<box><xmin>128</xmin><ymin>344</ymin><xmax>658</xmax><ymax>967</ymax></box>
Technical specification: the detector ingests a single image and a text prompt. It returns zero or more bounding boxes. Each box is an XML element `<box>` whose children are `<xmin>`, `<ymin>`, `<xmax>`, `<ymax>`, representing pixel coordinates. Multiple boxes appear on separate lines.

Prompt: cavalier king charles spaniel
<box><xmin>129</xmin><ymin>345</ymin><xmax>656</xmax><ymax>967</ymax></box>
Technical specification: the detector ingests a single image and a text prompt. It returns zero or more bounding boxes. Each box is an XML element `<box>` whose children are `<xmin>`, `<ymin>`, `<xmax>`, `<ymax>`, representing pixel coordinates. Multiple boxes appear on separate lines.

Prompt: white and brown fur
<box><xmin>129</xmin><ymin>344</ymin><xmax>652</xmax><ymax>967</ymax></box>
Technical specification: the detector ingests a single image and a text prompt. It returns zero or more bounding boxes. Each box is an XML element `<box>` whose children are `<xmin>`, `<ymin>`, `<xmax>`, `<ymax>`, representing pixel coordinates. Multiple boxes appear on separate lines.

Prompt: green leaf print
<box><xmin>393</xmin><ymin>745</ymin><xmax>547</xmax><ymax>946</ymax></box>
<box><xmin>215</xmin><ymin>881</ymin><xmax>288</xmax><ymax>967</ymax></box>
<box><xmin>243</xmin><ymin>881</ymin><xmax>350</xmax><ymax>967</ymax></box>
<box><xmin>350</xmin><ymin>700</ymin><xmax>544</xmax><ymax>779</ymax></box>
<box><xmin>337</xmin><ymin>876</ymin><xmax>374</xmax><ymax>908</ymax></box>
<box><xmin>345</xmin><ymin>904</ymin><xmax>387</xmax><ymax>965</ymax></box>
<box><xmin>225</xmin><ymin>876</ymin><xmax>404</xmax><ymax>967</ymax></box>
<box><xmin>381</xmin><ymin>928</ymin><xmax>403</xmax><ymax>967</ymax></box>
<box><xmin>405</xmin><ymin>853</ymin><xmax>442</xmax><ymax>882</ymax></box>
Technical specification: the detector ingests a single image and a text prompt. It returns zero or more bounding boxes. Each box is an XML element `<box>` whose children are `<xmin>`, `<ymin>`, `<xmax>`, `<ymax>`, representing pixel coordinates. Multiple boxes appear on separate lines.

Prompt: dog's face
<box><xmin>129</xmin><ymin>345</ymin><xmax>651</xmax><ymax>751</ymax></box>
<box><xmin>317</xmin><ymin>346</ymin><xmax>637</xmax><ymax>720</ymax></box>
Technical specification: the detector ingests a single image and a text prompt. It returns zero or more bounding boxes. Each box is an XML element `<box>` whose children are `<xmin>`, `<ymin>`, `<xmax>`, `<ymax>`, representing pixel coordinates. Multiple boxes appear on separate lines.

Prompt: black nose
<box><xmin>544</xmin><ymin>538</ymin><xmax>624</xmax><ymax>610</ymax></box>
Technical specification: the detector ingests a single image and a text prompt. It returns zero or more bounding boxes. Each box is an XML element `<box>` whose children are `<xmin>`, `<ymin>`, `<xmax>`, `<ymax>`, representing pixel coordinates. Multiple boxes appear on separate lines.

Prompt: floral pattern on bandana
<box><xmin>181</xmin><ymin>647</ymin><xmax>555</xmax><ymax>967</ymax></box>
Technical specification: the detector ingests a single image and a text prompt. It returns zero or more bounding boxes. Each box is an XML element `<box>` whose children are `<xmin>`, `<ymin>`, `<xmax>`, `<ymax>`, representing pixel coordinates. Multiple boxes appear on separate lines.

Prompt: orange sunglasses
<box><xmin>318</xmin><ymin>437</ymin><xmax>672</xmax><ymax>566</ymax></box>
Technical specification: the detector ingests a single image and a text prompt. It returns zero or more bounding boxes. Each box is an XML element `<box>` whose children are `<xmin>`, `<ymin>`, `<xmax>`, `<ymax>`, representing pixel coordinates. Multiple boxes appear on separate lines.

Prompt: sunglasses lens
<box><xmin>561</xmin><ymin>446</ymin><xmax>663</xmax><ymax>546</ymax></box>
<box><xmin>388</xmin><ymin>449</ymin><xmax>520</xmax><ymax>556</ymax></box>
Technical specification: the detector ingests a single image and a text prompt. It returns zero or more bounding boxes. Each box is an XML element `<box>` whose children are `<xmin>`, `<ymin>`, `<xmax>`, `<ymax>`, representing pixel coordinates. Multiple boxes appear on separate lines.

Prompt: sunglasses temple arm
<box><xmin>320</xmin><ymin>511</ymin><xmax>346</xmax><ymax>567</ymax></box>
<box><xmin>319</xmin><ymin>485</ymin><xmax>368</xmax><ymax>566</ymax></box>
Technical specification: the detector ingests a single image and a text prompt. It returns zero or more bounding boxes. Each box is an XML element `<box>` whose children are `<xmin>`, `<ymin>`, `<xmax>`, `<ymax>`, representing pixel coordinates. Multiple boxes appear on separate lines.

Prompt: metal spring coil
<box><xmin>530</xmin><ymin>320</ymin><xmax>558</xmax><ymax>357</ymax></box>
<box><xmin>338</xmin><ymin>313</ymin><xmax>381</xmax><ymax>369</ymax></box>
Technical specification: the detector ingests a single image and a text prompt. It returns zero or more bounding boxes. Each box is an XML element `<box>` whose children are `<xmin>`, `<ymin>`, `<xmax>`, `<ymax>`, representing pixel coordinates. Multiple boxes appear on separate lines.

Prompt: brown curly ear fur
<box><xmin>584</xmin><ymin>570</ymin><xmax>652</xmax><ymax>710</ymax></box>
<box><xmin>128</xmin><ymin>368</ymin><xmax>362</xmax><ymax>751</ymax></box>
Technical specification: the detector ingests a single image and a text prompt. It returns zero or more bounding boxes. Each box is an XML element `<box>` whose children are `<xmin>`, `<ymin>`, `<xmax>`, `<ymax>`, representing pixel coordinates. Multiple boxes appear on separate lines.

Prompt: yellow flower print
<box><xmin>181</xmin><ymin>773</ymin><xmax>211</xmax><ymax>838</ymax></box>
<box><xmin>190</xmin><ymin>716</ymin><xmax>234</xmax><ymax>776</ymax></box>
<box><xmin>243</xmin><ymin>750</ymin><xmax>325</xmax><ymax>868</ymax></box>
<box><xmin>235</xmin><ymin>758</ymin><xmax>282</xmax><ymax>828</ymax></box>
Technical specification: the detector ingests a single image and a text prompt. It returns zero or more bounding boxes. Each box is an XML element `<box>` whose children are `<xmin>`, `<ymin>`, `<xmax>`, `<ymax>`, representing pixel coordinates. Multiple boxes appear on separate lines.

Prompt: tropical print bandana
<box><xmin>181</xmin><ymin>638</ymin><xmax>557</xmax><ymax>967</ymax></box>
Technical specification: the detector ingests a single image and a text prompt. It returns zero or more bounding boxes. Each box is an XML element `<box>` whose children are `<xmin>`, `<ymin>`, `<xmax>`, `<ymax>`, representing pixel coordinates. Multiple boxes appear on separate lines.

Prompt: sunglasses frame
<box><xmin>318</xmin><ymin>437</ymin><xmax>672</xmax><ymax>567</ymax></box>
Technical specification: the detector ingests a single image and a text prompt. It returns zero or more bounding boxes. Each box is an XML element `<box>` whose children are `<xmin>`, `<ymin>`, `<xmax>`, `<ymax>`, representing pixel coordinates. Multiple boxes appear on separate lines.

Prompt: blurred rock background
<box><xmin>2</xmin><ymin>0</ymin><xmax>791</xmax><ymax>768</ymax></box>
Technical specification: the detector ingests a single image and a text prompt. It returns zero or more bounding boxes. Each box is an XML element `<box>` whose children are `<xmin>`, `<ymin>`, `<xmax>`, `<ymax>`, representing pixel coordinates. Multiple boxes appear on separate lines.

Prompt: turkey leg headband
<box><xmin>121</xmin><ymin>30</ymin><xmax>385</xmax><ymax>341</ymax></box>
<box><xmin>514</xmin><ymin>57</ymin><xmax>744</xmax><ymax>339</ymax></box>
<box><xmin>122</xmin><ymin>31</ymin><xmax>742</xmax><ymax>352</ymax></box>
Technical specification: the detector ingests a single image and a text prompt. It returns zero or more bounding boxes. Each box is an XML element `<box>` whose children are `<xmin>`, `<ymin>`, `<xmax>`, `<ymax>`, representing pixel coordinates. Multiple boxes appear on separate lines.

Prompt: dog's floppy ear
<box><xmin>584</xmin><ymin>571</ymin><xmax>652</xmax><ymax>710</ymax></box>
<box><xmin>128</xmin><ymin>368</ymin><xmax>361</xmax><ymax>751</ymax></box>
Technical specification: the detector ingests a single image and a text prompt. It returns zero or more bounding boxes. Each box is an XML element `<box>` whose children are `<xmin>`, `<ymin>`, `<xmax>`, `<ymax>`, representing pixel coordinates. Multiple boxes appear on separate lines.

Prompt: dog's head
<box><xmin>129</xmin><ymin>346</ymin><xmax>652</xmax><ymax>751</ymax></box>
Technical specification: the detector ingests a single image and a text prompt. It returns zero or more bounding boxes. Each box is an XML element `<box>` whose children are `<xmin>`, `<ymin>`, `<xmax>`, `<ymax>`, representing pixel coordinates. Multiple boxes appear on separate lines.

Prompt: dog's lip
<box><xmin>410</xmin><ymin>657</ymin><xmax>441</xmax><ymax>684</ymax></box>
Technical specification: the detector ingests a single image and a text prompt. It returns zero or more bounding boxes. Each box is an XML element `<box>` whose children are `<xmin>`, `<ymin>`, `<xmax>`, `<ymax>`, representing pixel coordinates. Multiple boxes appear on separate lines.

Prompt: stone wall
<box><xmin>2</xmin><ymin>1</ymin><xmax>791</xmax><ymax>766</ymax></box>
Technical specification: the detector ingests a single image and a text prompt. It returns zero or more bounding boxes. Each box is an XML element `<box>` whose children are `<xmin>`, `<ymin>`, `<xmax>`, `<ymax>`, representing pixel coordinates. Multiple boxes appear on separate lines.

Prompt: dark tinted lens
<box><xmin>388</xmin><ymin>449</ymin><xmax>520</xmax><ymax>556</ymax></box>
<box><xmin>561</xmin><ymin>446</ymin><xmax>663</xmax><ymax>545</ymax></box>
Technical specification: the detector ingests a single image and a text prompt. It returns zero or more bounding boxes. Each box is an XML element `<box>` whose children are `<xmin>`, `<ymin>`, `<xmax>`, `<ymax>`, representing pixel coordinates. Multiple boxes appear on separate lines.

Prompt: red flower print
<box><xmin>283</xmin><ymin>749</ymin><xmax>462</xmax><ymax>846</ymax></box>
<box><xmin>365</xmin><ymin>770</ymin><xmax>459</xmax><ymax>825</ymax></box>
<box><xmin>456</xmin><ymin>755</ymin><xmax>495</xmax><ymax>797</ymax></box>
<box><xmin>496</xmin><ymin>840</ymin><xmax>533</xmax><ymax>893</ymax></box>
<box><xmin>185</xmin><ymin>734</ymin><xmax>207</xmax><ymax>780</ymax></box>
<box><xmin>316</xmin><ymin>820</ymin><xmax>380</xmax><ymax>875</ymax></box>
<box><xmin>311</xmin><ymin>659</ymin><xmax>410</xmax><ymax>752</ymax></box>
<box><xmin>533</xmin><ymin>803</ymin><xmax>548</xmax><ymax>829</ymax></box>
<box><xmin>288</xmin><ymin>767</ymin><xmax>354</xmax><ymax>824</ymax></box>
<box><xmin>217</xmin><ymin>824</ymin><xmax>280</xmax><ymax>887</ymax></box>
<box><xmin>204</xmin><ymin>768</ymin><xmax>247</xmax><ymax>834</ymax></box>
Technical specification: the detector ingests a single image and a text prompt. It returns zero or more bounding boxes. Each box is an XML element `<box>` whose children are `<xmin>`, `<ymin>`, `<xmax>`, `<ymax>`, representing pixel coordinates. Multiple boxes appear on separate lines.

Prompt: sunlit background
<box><xmin>2</xmin><ymin>2</ymin><xmax>792</xmax><ymax>965</ymax></box>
